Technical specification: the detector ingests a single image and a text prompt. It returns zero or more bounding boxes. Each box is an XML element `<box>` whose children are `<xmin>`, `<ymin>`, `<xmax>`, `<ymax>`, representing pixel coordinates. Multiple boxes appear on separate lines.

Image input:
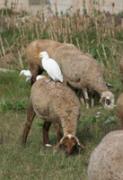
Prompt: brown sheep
<box><xmin>116</xmin><ymin>93</ymin><xmax>123</xmax><ymax>128</ymax></box>
<box><xmin>21</xmin><ymin>76</ymin><xmax>83</xmax><ymax>155</ymax></box>
<box><xmin>26</xmin><ymin>39</ymin><xmax>114</xmax><ymax>109</ymax></box>
<box><xmin>51</xmin><ymin>44</ymin><xmax>114</xmax><ymax>109</ymax></box>
<box><xmin>26</xmin><ymin>39</ymin><xmax>63</xmax><ymax>84</ymax></box>
<box><xmin>88</xmin><ymin>130</ymin><xmax>123</xmax><ymax>180</ymax></box>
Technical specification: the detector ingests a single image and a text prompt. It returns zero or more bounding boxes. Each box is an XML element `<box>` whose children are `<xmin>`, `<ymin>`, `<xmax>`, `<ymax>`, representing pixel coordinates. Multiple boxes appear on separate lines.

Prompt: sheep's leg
<box><xmin>21</xmin><ymin>103</ymin><xmax>35</xmax><ymax>145</ymax></box>
<box><xmin>90</xmin><ymin>97</ymin><xmax>94</xmax><ymax>107</ymax></box>
<box><xmin>43</xmin><ymin>121</ymin><xmax>52</xmax><ymax>146</ymax></box>
<box><xmin>77</xmin><ymin>90</ymin><xmax>86</xmax><ymax>106</ymax></box>
<box><xmin>54</xmin><ymin>123</ymin><xmax>63</xmax><ymax>142</ymax></box>
<box><xmin>56</xmin><ymin>126</ymin><xmax>63</xmax><ymax>142</ymax></box>
<box><xmin>82</xmin><ymin>88</ymin><xmax>90</xmax><ymax>109</ymax></box>
<box><xmin>30</xmin><ymin>63</ymin><xmax>43</xmax><ymax>85</ymax></box>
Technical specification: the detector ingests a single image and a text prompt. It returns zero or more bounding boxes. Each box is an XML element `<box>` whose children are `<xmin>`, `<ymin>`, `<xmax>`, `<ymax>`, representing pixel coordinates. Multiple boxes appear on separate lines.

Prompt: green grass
<box><xmin>0</xmin><ymin>71</ymin><xmax>120</xmax><ymax>180</ymax></box>
<box><xmin>0</xmin><ymin>10</ymin><xmax>123</xmax><ymax>179</ymax></box>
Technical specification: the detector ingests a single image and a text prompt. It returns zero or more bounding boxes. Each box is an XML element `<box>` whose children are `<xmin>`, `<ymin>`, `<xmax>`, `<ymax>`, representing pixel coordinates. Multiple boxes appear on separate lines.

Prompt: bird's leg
<box><xmin>91</xmin><ymin>98</ymin><xmax>94</xmax><ymax>107</ymax></box>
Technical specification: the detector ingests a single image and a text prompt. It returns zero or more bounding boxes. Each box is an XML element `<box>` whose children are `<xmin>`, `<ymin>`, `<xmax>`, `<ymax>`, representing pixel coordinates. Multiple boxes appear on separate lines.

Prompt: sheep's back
<box><xmin>31</xmin><ymin>79</ymin><xmax>80</xmax><ymax>122</ymax></box>
<box><xmin>88</xmin><ymin>130</ymin><xmax>123</xmax><ymax>180</ymax></box>
<box><xmin>53</xmin><ymin>45</ymin><xmax>106</xmax><ymax>91</ymax></box>
<box><xmin>26</xmin><ymin>39</ymin><xmax>62</xmax><ymax>67</ymax></box>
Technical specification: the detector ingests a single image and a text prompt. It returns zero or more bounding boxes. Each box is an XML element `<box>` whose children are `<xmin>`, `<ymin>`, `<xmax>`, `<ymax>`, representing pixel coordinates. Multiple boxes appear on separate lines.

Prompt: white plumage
<box><xmin>19</xmin><ymin>69</ymin><xmax>32</xmax><ymax>81</ymax></box>
<box><xmin>39</xmin><ymin>51</ymin><xmax>63</xmax><ymax>82</ymax></box>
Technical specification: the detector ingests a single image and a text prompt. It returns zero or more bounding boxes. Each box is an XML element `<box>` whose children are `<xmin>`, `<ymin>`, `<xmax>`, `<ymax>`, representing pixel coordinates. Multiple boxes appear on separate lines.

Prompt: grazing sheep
<box><xmin>51</xmin><ymin>44</ymin><xmax>114</xmax><ymax>109</ymax></box>
<box><xmin>21</xmin><ymin>76</ymin><xmax>83</xmax><ymax>155</ymax></box>
<box><xmin>88</xmin><ymin>130</ymin><xmax>123</xmax><ymax>180</ymax></box>
<box><xmin>26</xmin><ymin>39</ymin><xmax>114</xmax><ymax>109</ymax></box>
<box><xmin>26</xmin><ymin>39</ymin><xmax>62</xmax><ymax>84</ymax></box>
<box><xmin>116</xmin><ymin>93</ymin><xmax>123</xmax><ymax>128</ymax></box>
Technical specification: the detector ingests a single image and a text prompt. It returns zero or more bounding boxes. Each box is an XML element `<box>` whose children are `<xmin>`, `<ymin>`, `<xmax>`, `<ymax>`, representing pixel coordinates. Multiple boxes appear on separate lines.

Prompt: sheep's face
<box><xmin>59</xmin><ymin>135</ymin><xmax>83</xmax><ymax>155</ymax></box>
<box><xmin>39</xmin><ymin>51</ymin><xmax>49</xmax><ymax>59</ymax></box>
<box><xmin>100</xmin><ymin>91</ymin><xmax>115</xmax><ymax>109</ymax></box>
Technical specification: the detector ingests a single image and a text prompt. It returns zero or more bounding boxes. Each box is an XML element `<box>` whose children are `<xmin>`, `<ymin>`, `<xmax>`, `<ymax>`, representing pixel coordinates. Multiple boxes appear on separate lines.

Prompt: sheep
<box><xmin>26</xmin><ymin>39</ymin><xmax>88</xmax><ymax>105</ymax></box>
<box><xmin>26</xmin><ymin>39</ymin><xmax>114</xmax><ymax>109</ymax></box>
<box><xmin>21</xmin><ymin>76</ymin><xmax>84</xmax><ymax>155</ymax></box>
<box><xmin>116</xmin><ymin>93</ymin><xmax>123</xmax><ymax>128</ymax></box>
<box><xmin>51</xmin><ymin>44</ymin><xmax>114</xmax><ymax>109</ymax></box>
<box><xmin>26</xmin><ymin>39</ymin><xmax>63</xmax><ymax>84</ymax></box>
<box><xmin>88</xmin><ymin>130</ymin><xmax>123</xmax><ymax>180</ymax></box>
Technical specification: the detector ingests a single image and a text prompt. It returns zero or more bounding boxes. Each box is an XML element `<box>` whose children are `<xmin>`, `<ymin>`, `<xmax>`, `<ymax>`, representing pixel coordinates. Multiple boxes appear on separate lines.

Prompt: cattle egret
<box><xmin>39</xmin><ymin>51</ymin><xmax>63</xmax><ymax>82</ymax></box>
<box><xmin>19</xmin><ymin>69</ymin><xmax>32</xmax><ymax>81</ymax></box>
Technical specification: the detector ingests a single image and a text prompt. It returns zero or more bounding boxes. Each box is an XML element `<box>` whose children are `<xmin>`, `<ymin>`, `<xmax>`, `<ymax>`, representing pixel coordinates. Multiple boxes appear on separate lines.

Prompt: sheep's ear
<box><xmin>75</xmin><ymin>137</ymin><xmax>85</xmax><ymax>150</ymax></box>
<box><xmin>77</xmin><ymin>142</ymin><xmax>85</xmax><ymax>150</ymax></box>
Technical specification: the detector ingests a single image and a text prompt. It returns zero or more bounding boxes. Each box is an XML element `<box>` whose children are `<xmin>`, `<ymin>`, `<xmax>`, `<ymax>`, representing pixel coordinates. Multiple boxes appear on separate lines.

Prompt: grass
<box><xmin>0</xmin><ymin>8</ymin><xmax>123</xmax><ymax>179</ymax></box>
<box><xmin>0</xmin><ymin>71</ymin><xmax>120</xmax><ymax>180</ymax></box>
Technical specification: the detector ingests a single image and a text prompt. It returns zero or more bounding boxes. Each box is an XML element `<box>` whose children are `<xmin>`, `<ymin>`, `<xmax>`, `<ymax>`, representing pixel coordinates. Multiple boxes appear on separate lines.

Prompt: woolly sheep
<box><xmin>26</xmin><ymin>39</ymin><xmax>114</xmax><ymax>109</ymax></box>
<box><xmin>88</xmin><ymin>130</ymin><xmax>123</xmax><ymax>180</ymax></box>
<box><xmin>26</xmin><ymin>39</ymin><xmax>62</xmax><ymax>84</ymax></box>
<box><xmin>116</xmin><ymin>93</ymin><xmax>123</xmax><ymax>128</ymax></box>
<box><xmin>21</xmin><ymin>76</ymin><xmax>83</xmax><ymax>155</ymax></box>
<box><xmin>52</xmin><ymin>43</ymin><xmax>114</xmax><ymax>109</ymax></box>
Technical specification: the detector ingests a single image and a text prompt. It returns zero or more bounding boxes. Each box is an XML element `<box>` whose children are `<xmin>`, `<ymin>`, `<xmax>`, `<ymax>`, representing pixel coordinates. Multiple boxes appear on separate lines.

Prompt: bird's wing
<box><xmin>42</xmin><ymin>58</ymin><xmax>63</xmax><ymax>82</ymax></box>
<box><xmin>48</xmin><ymin>58</ymin><xmax>63</xmax><ymax>81</ymax></box>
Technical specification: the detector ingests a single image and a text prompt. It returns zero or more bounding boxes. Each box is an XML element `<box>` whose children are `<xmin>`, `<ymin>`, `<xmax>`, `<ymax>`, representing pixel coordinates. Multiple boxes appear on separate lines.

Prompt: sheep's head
<box><xmin>39</xmin><ymin>51</ymin><xmax>49</xmax><ymax>59</ymax></box>
<box><xmin>56</xmin><ymin>134</ymin><xmax>84</xmax><ymax>155</ymax></box>
<box><xmin>100</xmin><ymin>91</ymin><xmax>115</xmax><ymax>109</ymax></box>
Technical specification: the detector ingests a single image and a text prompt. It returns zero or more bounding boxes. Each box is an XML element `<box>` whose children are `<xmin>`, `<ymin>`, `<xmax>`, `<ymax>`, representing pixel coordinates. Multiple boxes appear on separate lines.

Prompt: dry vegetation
<box><xmin>0</xmin><ymin>7</ymin><xmax>123</xmax><ymax>179</ymax></box>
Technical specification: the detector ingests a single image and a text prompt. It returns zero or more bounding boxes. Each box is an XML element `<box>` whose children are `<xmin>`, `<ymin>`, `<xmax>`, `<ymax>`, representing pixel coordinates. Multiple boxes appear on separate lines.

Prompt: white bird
<box><xmin>39</xmin><ymin>51</ymin><xmax>63</xmax><ymax>82</ymax></box>
<box><xmin>19</xmin><ymin>69</ymin><xmax>32</xmax><ymax>82</ymax></box>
